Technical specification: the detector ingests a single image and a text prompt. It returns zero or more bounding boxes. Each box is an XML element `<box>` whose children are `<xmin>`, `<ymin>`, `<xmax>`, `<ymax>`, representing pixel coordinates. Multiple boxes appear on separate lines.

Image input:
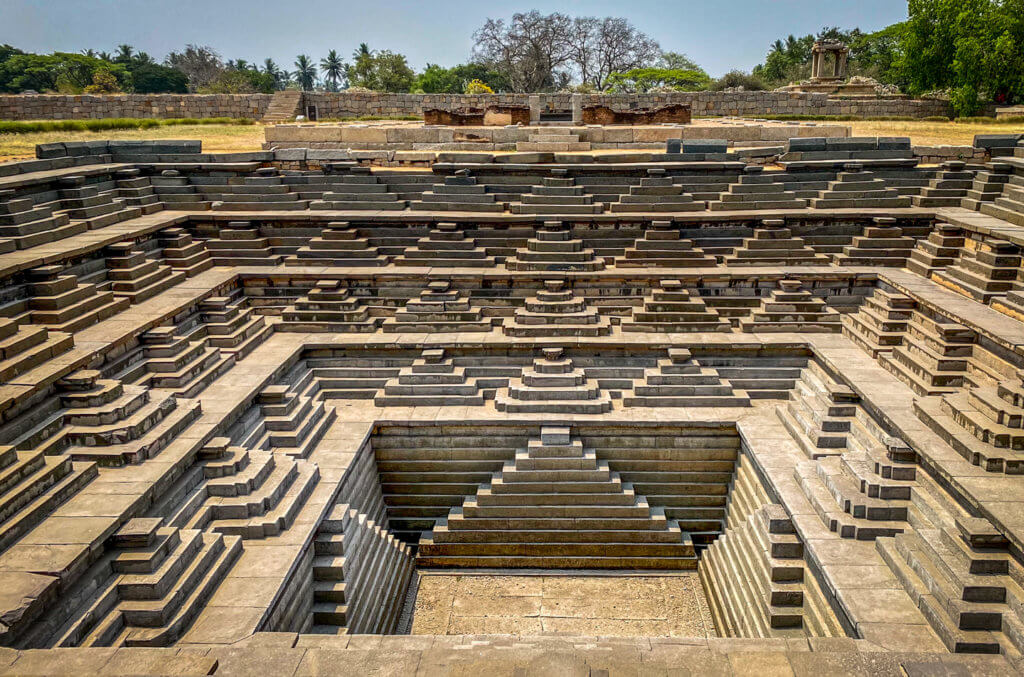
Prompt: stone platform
<box><xmin>264</xmin><ymin>117</ymin><xmax>849</xmax><ymax>152</ymax></box>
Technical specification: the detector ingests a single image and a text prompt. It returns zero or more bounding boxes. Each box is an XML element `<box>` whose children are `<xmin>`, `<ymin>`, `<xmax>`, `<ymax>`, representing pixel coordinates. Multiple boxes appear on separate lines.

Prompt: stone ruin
<box><xmin>581</xmin><ymin>103</ymin><xmax>693</xmax><ymax>125</ymax></box>
<box><xmin>422</xmin><ymin>104</ymin><xmax>531</xmax><ymax>126</ymax></box>
<box><xmin>0</xmin><ymin>134</ymin><xmax>1021</xmax><ymax>673</ymax></box>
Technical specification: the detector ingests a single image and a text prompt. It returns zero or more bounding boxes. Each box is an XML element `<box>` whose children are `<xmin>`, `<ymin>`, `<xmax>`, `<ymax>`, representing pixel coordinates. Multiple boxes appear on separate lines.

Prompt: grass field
<box><xmin>0</xmin><ymin>123</ymin><xmax>265</xmax><ymax>161</ymax></box>
<box><xmin>1</xmin><ymin>118</ymin><xmax>1023</xmax><ymax>163</ymax></box>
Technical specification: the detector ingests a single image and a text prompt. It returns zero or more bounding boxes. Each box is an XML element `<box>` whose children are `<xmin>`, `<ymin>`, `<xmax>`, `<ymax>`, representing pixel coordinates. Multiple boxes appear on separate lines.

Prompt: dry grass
<box><xmin>2</xmin><ymin>118</ymin><xmax>1023</xmax><ymax>164</ymax></box>
<box><xmin>847</xmin><ymin>119</ymin><xmax>1024</xmax><ymax>146</ymax></box>
<box><xmin>0</xmin><ymin>123</ymin><xmax>265</xmax><ymax>162</ymax></box>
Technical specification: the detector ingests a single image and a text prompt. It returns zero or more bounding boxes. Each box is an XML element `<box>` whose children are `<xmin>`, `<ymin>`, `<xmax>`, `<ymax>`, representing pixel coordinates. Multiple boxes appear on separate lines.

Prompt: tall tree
<box><xmin>165</xmin><ymin>44</ymin><xmax>223</xmax><ymax>92</ymax></box>
<box><xmin>114</xmin><ymin>44</ymin><xmax>134</xmax><ymax>63</ymax></box>
<box><xmin>293</xmin><ymin>54</ymin><xmax>316</xmax><ymax>91</ymax></box>
<box><xmin>347</xmin><ymin>49</ymin><xmax>415</xmax><ymax>92</ymax></box>
<box><xmin>472</xmin><ymin>11</ymin><xmax>575</xmax><ymax>92</ymax></box>
<box><xmin>320</xmin><ymin>49</ymin><xmax>345</xmax><ymax>92</ymax></box>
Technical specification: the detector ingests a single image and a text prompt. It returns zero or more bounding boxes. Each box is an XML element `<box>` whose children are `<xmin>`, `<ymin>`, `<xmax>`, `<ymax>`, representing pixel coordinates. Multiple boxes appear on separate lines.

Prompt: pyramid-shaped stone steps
<box><xmin>417</xmin><ymin>428</ymin><xmax>697</xmax><ymax>569</ymax></box>
<box><xmin>907</xmin><ymin>223</ymin><xmax>966</xmax><ymax>278</ymax></box>
<box><xmin>875</xmin><ymin>519</ymin><xmax>1023</xmax><ymax>655</ymax></box>
<box><xmin>56</xmin><ymin>519</ymin><xmax>243</xmax><ymax>648</ymax></box>
<box><xmin>841</xmin><ymin>289</ymin><xmax>915</xmax><ymax>357</ymax></box>
<box><xmin>738</xmin><ymin>281</ymin><xmax>841</xmax><ymax>333</ymax></box>
<box><xmin>281</xmin><ymin>281</ymin><xmax>381</xmax><ymax>333</ymax></box>
<box><xmin>285</xmin><ymin>222</ymin><xmax>389</xmax><ymax>267</ymax></box>
<box><xmin>22</xmin><ymin>265</ymin><xmax>130</xmax><ymax>333</ymax></box>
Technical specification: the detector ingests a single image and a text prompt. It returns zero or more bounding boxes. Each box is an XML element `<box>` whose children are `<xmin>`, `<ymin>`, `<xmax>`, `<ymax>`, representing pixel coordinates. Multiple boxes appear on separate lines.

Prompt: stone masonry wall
<box><xmin>305</xmin><ymin>92</ymin><xmax>954</xmax><ymax>120</ymax></box>
<box><xmin>0</xmin><ymin>91</ymin><xmax>952</xmax><ymax>121</ymax></box>
<box><xmin>0</xmin><ymin>94</ymin><xmax>272</xmax><ymax>120</ymax></box>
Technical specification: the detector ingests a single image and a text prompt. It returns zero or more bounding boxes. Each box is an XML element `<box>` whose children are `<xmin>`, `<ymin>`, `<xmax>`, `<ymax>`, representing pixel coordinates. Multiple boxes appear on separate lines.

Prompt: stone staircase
<box><xmin>262</xmin><ymin>90</ymin><xmax>303</xmax><ymax>123</ymax></box>
<box><xmin>411</xmin><ymin>172</ymin><xmax>503</xmax><ymax>212</ymax></box>
<box><xmin>624</xmin><ymin>348</ymin><xmax>750</xmax><ymax>407</ymax></box>
<box><xmin>104</xmin><ymin>243</ymin><xmax>187</xmax><ymax>305</ymax></box>
<box><xmin>204</xmin><ymin>221</ymin><xmax>284</xmax><ymax>266</ymax></box>
<box><xmin>281</xmin><ymin>280</ymin><xmax>380</xmax><ymax>333</ymax></box>
<box><xmin>505</xmin><ymin>222</ymin><xmax>605</xmax><ymax>272</ymax></box>
<box><xmin>0</xmin><ymin>189</ymin><xmax>78</xmax><ymax>251</ymax></box>
<box><xmin>237</xmin><ymin>383</ymin><xmax>337</xmax><ymax>460</ymax></box>
<box><xmin>310</xmin><ymin>172</ymin><xmax>406</xmax><ymax>211</ymax></box>
<box><xmin>10</xmin><ymin>369</ymin><xmax>201</xmax><ymax>468</ymax></box>
<box><xmin>723</xmin><ymin>220</ymin><xmax>831</xmax><ymax>266</ymax></box>
<box><xmin>502</xmin><ymin>280</ymin><xmax>611</xmax><ymax>337</ymax></box>
<box><xmin>494</xmin><ymin>348</ymin><xmax>613</xmax><ymax>414</ymax></box>
<box><xmin>808</xmin><ymin>166</ymin><xmax>912</xmax><ymax>209</ymax></box>
<box><xmin>700</xmin><ymin>453</ymin><xmax>843</xmax><ymax>638</ymax></box>
<box><xmin>374</xmin><ymin>348</ymin><xmax>484</xmax><ymax>407</ymax></box>
<box><xmin>512</xmin><ymin>171</ymin><xmax>604</xmax><ymax>215</ymax></box>
<box><xmin>608</xmin><ymin>168</ymin><xmax>703</xmax><ymax>213</ymax></box>
<box><xmin>914</xmin><ymin>161</ymin><xmax>976</xmax><ymax>207</ymax></box>
<box><xmin>832</xmin><ymin>218</ymin><xmax>916</xmax><ymax>267</ymax></box>
<box><xmin>417</xmin><ymin>426</ymin><xmax>697</xmax><ymax>569</ymax></box>
<box><xmin>50</xmin><ymin>518</ymin><xmax>242</xmax><ymax>648</ymax></box>
<box><xmin>0</xmin><ymin>317</ymin><xmax>73</xmax><ymax>384</ymax></box>
<box><xmin>310</xmin><ymin>503</ymin><xmax>414</xmax><ymax>634</ymax></box>
<box><xmin>515</xmin><ymin>128</ymin><xmax>591</xmax><ymax>152</ymax></box>
<box><xmin>615</xmin><ymin>222</ymin><xmax>717</xmax><ymax>267</ymax></box>
<box><xmin>879</xmin><ymin>311</ymin><xmax>981</xmax><ymax>396</ymax></box>
<box><xmin>709</xmin><ymin>167</ymin><xmax>808</xmax><ymax>211</ymax></box>
<box><xmin>164</xmin><ymin>437</ymin><xmax>320</xmax><ymax>539</ymax></box>
<box><xmin>13</xmin><ymin>265</ymin><xmax>129</xmax><ymax>333</ymax></box>
<box><xmin>285</xmin><ymin>221</ymin><xmax>388</xmax><ymax>267</ymax></box>
<box><xmin>841</xmin><ymin>288</ymin><xmax>915</xmax><ymax>358</ymax></box>
<box><xmin>931</xmin><ymin>237</ymin><xmax>1022</xmax><ymax>303</ymax></box>
<box><xmin>381</xmin><ymin>281</ymin><xmax>495</xmax><ymax>333</ymax></box>
<box><xmin>876</xmin><ymin>515</ymin><xmax>1024</xmax><ymax>654</ymax></box>
<box><xmin>158</xmin><ymin>228</ymin><xmax>213</xmax><ymax>277</ymax></box>
<box><xmin>915</xmin><ymin>369</ymin><xmax>1024</xmax><ymax>474</ymax></box>
<box><xmin>738</xmin><ymin>280</ymin><xmax>841</xmax><ymax>332</ymax></box>
<box><xmin>907</xmin><ymin>223</ymin><xmax>966</xmax><ymax>278</ymax></box>
<box><xmin>392</xmin><ymin>222</ymin><xmax>495</xmax><ymax>267</ymax></box>
<box><xmin>621</xmin><ymin>280</ymin><xmax>731</xmax><ymax>332</ymax></box>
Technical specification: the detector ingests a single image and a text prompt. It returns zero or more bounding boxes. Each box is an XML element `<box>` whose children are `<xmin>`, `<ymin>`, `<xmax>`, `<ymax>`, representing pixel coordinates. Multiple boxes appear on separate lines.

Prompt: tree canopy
<box><xmin>0</xmin><ymin>3</ymin><xmax>1021</xmax><ymax>112</ymax></box>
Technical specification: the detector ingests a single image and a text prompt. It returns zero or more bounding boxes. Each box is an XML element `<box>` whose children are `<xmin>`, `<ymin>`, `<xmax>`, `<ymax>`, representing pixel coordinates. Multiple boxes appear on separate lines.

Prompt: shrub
<box><xmin>464</xmin><ymin>79</ymin><xmax>493</xmax><ymax>94</ymax></box>
<box><xmin>83</xmin><ymin>69</ymin><xmax>121</xmax><ymax>94</ymax></box>
<box><xmin>708</xmin><ymin>71</ymin><xmax>766</xmax><ymax>92</ymax></box>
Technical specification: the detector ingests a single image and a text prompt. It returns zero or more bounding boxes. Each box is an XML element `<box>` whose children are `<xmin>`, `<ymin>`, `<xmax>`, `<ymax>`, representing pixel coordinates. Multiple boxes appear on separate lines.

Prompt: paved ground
<box><xmin>409</xmin><ymin>573</ymin><xmax>717</xmax><ymax>637</ymax></box>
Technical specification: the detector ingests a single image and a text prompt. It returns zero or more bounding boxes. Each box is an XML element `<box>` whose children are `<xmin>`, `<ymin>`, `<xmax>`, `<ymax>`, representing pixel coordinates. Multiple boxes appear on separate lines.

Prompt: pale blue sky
<box><xmin>0</xmin><ymin>0</ymin><xmax>908</xmax><ymax>77</ymax></box>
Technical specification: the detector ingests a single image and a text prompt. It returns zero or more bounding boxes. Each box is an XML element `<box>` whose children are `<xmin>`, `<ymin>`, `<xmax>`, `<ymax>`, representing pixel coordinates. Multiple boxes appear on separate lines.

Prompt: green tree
<box><xmin>293</xmin><ymin>54</ymin><xmax>316</xmax><ymax>91</ymax></box>
<box><xmin>347</xmin><ymin>49</ymin><xmax>415</xmax><ymax>92</ymax></box>
<box><xmin>130</xmin><ymin>62</ymin><xmax>188</xmax><ymax>93</ymax></box>
<box><xmin>901</xmin><ymin>0</ymin><xmax>1024</xmax><ymax>114</ymax></box>
<box><xmin>605</xmin><ymin>67</ymin><xmax>710</xmax><ymax>93</ymax></box>
<box><xmin>320</xmin><ymin>50</ymin><xmax>346</xmax><ymax>92</ymax></box>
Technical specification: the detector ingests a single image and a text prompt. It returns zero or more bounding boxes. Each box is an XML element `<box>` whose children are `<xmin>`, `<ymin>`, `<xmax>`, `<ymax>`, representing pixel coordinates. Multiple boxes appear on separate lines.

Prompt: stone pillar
<box><xmin>837</xmin><ymin>51</ymin><xmax>848</xmax><ymax>80</ymax></box>
<box><xmin>811</xmin><ymin>51</ymin><xmax>821</xmax><ymax>80</ymax></box>
<box><xmin>529</xmin><ymin>95</ymin><xmax>541</xmax><ymax>124</ymax></box>
<box><xmin>571</xmin><ymin>94</ymin><xmax>583</xmax><ymax>124</ymax></box>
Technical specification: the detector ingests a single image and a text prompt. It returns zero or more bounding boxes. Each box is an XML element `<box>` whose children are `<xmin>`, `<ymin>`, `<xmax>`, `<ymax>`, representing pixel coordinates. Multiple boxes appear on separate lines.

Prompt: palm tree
<box><xmin>294</xmin><ymin>54</ymin><xmax>316</xmax><ymax>91</ymax></box>
<box><xmin>97</xmin><ymin>51</ymin><xmax>113</xmax><ymax>62</ymax></box>
<box><xmin>320</xmin><ymin>49</ymin><xmax>345</xmax><ymax>92</ymax></box>
<box><xmin>352</xmin><ymin>43</ymin><xmax>371</xmax><ymax>62</ymax></box>
<box><xmin>115</xmin><ymin>44</ymin><xmax>134</xmax><ymax>63</ymax></box>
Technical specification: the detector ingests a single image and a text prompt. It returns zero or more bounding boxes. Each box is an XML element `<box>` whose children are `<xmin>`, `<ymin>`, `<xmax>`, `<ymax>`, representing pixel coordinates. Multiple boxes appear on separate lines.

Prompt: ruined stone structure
<box><xmin>0</xmin><ymin>133</ymin><xmax>1023</xmax><ymax>674</ymax></box>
